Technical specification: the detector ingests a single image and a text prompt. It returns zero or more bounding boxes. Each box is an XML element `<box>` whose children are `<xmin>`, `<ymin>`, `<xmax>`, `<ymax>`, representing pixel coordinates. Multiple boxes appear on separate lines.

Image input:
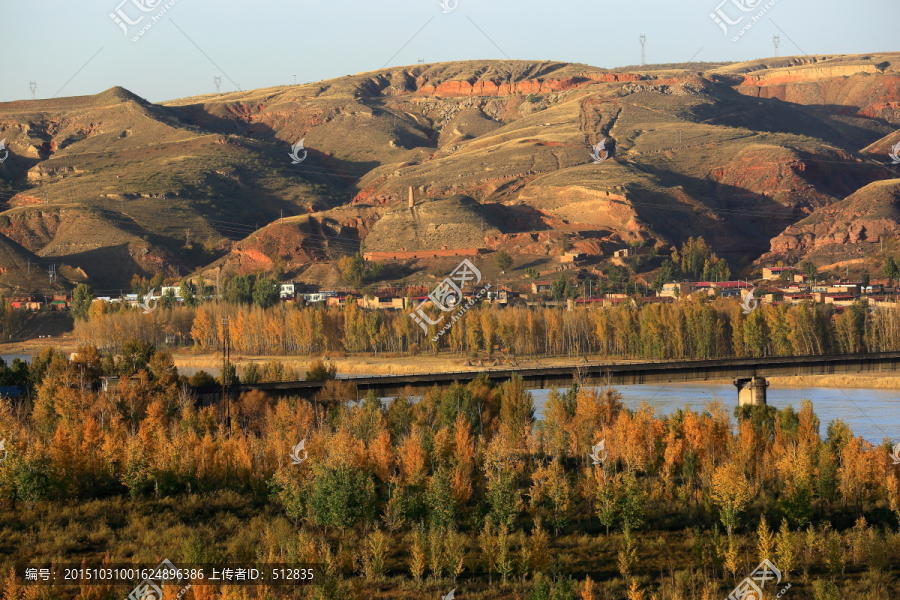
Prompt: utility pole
<box><xmin>293</xmin><ymin>74</ymin><xmax>297</xmax><ymax>85</ymax></box>
<box><xmin>773</xmin><ymin>35</ymin><xmax>780</xmax><ymax>57</ymax></box>
<box><xmin>221</xmin><ymin>316</ymin><xmax>231</xmax><ymax>428</ymax></box>
<box><xmin>639</xmin><ymin>35</ymin><xmax>646</xmax><ymax>67</ymax></box>
<box><xmin>29</xmin><ymin>82</ymin><xmax>36</xmax><ymax>100</ymax></box>
<box><xmin>214</xmin><ymin>76</ymin><xmax>221</xmax><ymax>93</ymax></box>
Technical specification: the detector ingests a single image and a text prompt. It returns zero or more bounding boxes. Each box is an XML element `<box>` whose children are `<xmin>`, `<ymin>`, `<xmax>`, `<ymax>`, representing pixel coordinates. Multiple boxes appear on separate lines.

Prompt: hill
<box><xmin>760</xmin><ymin>178</ymin><xmax>900</xmax><ymax>272</ymax></box>
<box><xmin>2</xmin><ymin>54</ymin><xmax>900</xmax><ymax>290</ymax></box>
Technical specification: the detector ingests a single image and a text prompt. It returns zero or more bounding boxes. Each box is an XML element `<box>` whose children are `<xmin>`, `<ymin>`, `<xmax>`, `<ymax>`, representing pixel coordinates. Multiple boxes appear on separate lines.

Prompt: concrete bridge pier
<box><xmin>734</xmin><ymin>376</ymin><xmax>769</xmax><ymax>406</ymax></box>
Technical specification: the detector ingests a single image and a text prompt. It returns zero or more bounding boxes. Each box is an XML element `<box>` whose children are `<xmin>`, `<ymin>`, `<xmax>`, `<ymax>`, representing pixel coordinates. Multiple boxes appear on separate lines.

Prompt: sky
<box><xmin>1</xmin><ymin>0</ymin><xmax>898</xmax><ymax>104</ymax></box>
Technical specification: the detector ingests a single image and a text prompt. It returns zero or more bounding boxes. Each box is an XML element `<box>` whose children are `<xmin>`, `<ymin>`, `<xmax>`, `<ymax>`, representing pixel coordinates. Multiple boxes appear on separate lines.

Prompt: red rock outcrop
<box><xmin>760</xmin><ymin>179</ymin><xmax>900</xmax><ymax>263</ymax></box>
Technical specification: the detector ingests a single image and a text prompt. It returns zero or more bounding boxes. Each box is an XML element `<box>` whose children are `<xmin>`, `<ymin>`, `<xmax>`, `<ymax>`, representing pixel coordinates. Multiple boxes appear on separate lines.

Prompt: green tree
<box><xmin>71</xmin><ymin>284</ymin><xmax>93</xmax><ymax>321</ymax></box>
<box><xmin>223</xmin><ymin>275</ymin><xmax>254</xmax><ymax>305</ymax></box>
<box><xmin>120</xmin><ymin>338</ymin><xmax>155</xmax><ymax>375</ymax></box>
<box><xmin>306</xmin><ymin>359</ymin><xmax>337</xmax><ymax>381</ymax></box>
<box><xmin>596</xmin><ymin>476</ymin><xmax>622</xmax><ymax>535</ymax></box>
<box><xmin>803</xmin><ymin>262</ymin><xmax>818</xmax><ymax>280</ymax></box>
<box><xmin>338</xmin><ymin>253</ymin><xmax>382</xmax><ymax>287</ymax></box>
<box><xmin>309</xmin><ymin>465</ymin><xmax>376</xmax><ymax>529</ymax></box>
<box><xmin>883</xmin><ymin>257</ymin><xmax>899</xmax><ymax>288</ymax></box>
<box><xmin>525</xmin><ymin>268</ymin><xmax>539</xmax><ymax>281</ymax></box>
<box><xmin>160</xmin><ymin>288</ymin><xmax>177</xmax><ymax>309</ymax></box>
<box><xmin>618</xmin><ymin>472</ymin><xmax>646</xmax><ymax>533</ymax></box>
<box><xmin>486</xmin><ymin>470</ymin><xmax>521</xmax><ymax>529</ymax></box>
<box><xmin>241</xmin><ymin>362</ymin><xmax>260</xmax><ymax>384</ymax></box>
<box><xmin>860</xmin><ymin>271</ymin><xmax>870</xmax><ymax>289</ymax></box>
<box><xmin>179</xmin><ymin>280</ymin><xmax>196</xmax><ymax>307</ymax></box>
<box><xmin>496</xmin><ymin>250</ymin><xmax>514</xmax><ymax>272</ymax></box>
<box><xmin>551</xmin><ymin>276</ymin><xmax>569</xmax><ymax>301</ymax></box>
<box><xmin>253</xmin><ymin>275</ymin><xmax>280</xmax><ymax>308</ymax></box>
<box><xmin>426</xmin><ymin>467</ymin><xmax>456</xmax><ymax>529</ymax></box>
<box><xmin>651</xmin><ymin>259</ymin><xmax>681</xmax><ymax>293</ymax></box>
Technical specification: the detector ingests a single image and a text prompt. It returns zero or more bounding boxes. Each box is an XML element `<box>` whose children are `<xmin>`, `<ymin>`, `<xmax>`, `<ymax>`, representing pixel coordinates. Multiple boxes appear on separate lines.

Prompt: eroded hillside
<box><xmin>1</xmin><ymin>54</ymin><xmax>899</xmax><ymax>290</ymax></box>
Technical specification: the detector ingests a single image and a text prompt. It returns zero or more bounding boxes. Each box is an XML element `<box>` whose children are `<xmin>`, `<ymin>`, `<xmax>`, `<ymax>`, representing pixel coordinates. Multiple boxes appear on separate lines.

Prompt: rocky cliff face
<box><xmin>760</xmin><ymin>179</ymin><xmax>900</xmax><ymax>265</ymax></box>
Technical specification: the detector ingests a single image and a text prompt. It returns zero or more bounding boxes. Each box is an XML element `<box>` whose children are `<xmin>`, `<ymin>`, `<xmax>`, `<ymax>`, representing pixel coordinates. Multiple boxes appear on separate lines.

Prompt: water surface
<box><xmin>531</xmin><ymin>383</ymin><xmax>899</xmax><ymax>444</ymax></box>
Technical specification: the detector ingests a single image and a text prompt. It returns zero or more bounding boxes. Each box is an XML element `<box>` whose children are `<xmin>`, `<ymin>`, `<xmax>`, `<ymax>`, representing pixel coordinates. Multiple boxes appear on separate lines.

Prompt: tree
<box><xmin>525</xmin><ymin>268</ymin><xmax>539</xmax><ymax>281</ymax></box>
<box><xmin>338</xmin><ymin>253</ymin><xmax>382</xmax><ymax>288</ymax></box>
<box><xmin>179</xmin><ymin>280</ymin><xmax>196</xmax><ymax>307</ymax></box>
<box><xmin>306</xmin><ymin>359</ymin><xmax>337</xmax><ymax>381</ymax></box>
<box><xmin>551</xmin><ymin>276</ymin><xmax>570</xmax><ymax>301</ymax></box>
<box><xmin>618</xmin><ymin>472</ymin><xmax>646</xmax><ymax>533</ymax></box>
<box><xmin>71</xmin><ymin>284</ymin><xmax>93</xmax><ymax>321</ymax></box>
<box><xmin>883</xmin><ymin>257</ymin><xmax>899</xmax><ymax>286</ymax></box>
<box><xmin>860</xmin><ymin>271</ymin><xmax>870</xmax><ymax>289</ymax></box>
<box><xmin>120</xmin><ymin>338</ymin><xmax>155</xmax><ymax>375</ymax></box>
<box><xmin>499</xmin><ymin>374</ymin><xmax>534</xmax><ymax>436</ymax></box>
<box><xmin>253</xmin><ymin>275</ymin><xmax>279</xmax><ymax>308</ymax></box>
<box><xmin>223</xmin><ymin>275</ymin><xmax>254</xmax><ymax>305</ymax></box>
<box><xmin>651</xmin><ymin>259</ymin><xmax>680</xmax><ymax>293</ymax></box>
<box><xmin>803</xmin><ymin>262</ymin><xmax>818</xmax><ymax>280</ymax></box>
<box><xmin>495</xmin><ymin>251</ymin><xmax>513</xmax><ymax>272</ymax></box>
<box><xmin>711</xmin><ymin>463</ymin><xmax>757</xmax><ymax>536</ymax></box>
<box><xmin>160</xmin><ymin>288</ymin><xmax>177</xmax><ymax>309</ymax></box>
<box><xmin>309</xmin><ymin>465</ymin><xmax>376</xmax><ymax>529</ymax></box>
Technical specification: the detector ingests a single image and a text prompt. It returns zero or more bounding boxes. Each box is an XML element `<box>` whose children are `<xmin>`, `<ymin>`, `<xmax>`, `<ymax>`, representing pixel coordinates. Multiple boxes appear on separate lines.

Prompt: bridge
<box><xmin>194</xmin><ymin>351</ymin><xmax>900</xmax><ymax>406</ymax></box>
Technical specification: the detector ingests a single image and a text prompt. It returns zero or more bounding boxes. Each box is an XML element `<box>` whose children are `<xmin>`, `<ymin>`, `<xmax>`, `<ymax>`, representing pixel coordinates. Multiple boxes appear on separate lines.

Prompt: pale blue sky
<box><xmin>1</xmin><ymin>0</ymin><xmax>898</xmax><ymax>103</ymax></box>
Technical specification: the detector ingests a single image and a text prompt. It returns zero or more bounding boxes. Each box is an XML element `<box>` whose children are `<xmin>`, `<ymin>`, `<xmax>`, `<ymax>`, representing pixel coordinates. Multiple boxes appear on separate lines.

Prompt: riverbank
<box><xmin>767</xmin><ymin>373</ymin><xmax>900</xmax><ymax>389</ymax></box>
<box><xmin>3</xmin><ymin>336</ymin><xmax>900</xmax><ymax>390</ymax></box>
<box><xmin>172</xmin><ymin>353</ymin><xmax>900</xmax><ymax>390</ymax></box>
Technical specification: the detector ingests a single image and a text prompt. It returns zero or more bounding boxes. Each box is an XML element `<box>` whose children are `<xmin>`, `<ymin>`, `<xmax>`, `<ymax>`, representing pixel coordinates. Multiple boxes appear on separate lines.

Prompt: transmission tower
<box><xmin>29</xmin><ymin>82</ymin><xmax>37</xmax><ymax>100</ymax></box>
<box><xmin>48</xmin><ymin>264</ymin><xmax>56</xmax><ymax>284</ymax></box>
<box><xmin>773</xmin><ymin>35</ymin><xmax>780</xmax><ymax>57</ymax></box>
<box><xmin>639</xmin><ymin>35</ymin><xmax>646</xmax><ymax>66</ymax></box>
<box><xmin>214</xmin><ymin>76</ymin><xmax>221</xmax><ymax>93</ymax></box>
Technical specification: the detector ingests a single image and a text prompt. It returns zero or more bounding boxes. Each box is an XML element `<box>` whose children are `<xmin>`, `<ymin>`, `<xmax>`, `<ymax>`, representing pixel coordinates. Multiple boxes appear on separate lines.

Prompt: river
<box><xmin>7</xmin><ymin>354</ymin><xmax>895</xmax><ymax>444</ymax></box>
<box><xmin>532</xmin><ymin>383</ymin><xmax>899</xmax><ymax>445</ymax></box>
